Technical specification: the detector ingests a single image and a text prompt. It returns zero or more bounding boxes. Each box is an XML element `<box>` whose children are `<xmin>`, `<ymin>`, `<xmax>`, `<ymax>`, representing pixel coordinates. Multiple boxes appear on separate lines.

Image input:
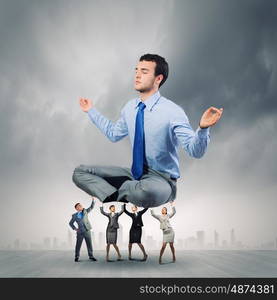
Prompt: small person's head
<box><xmin>109</xmin><ymin>205</ymin><xmax>115</xmax><ymax>213</ymax></box>
<box><xmin>74</xmin><ymin>203</ymin><xmax>83</xmax><ymax>212</ymax></box>
<box><xmin>161</xmin><ymin>207</ymin><xmax>167</xmax><ymax>215</ymax></box>
<box><xmin>131</xmin><ymin>205</ymin><xmax>138</xmax><ymax>213</ymax></box>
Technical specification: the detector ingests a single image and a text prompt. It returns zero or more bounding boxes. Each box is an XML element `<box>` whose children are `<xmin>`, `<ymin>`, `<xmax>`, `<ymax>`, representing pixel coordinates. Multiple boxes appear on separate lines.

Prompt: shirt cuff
<box><xmin>87</xmin><ymin>107</ymin><xmax>99</xmax><ymax>122</ymax></box>
<box><xmin>196</xmin><ymin>126</ymin><xmax>210</xmax><ymax>138</ymax></box>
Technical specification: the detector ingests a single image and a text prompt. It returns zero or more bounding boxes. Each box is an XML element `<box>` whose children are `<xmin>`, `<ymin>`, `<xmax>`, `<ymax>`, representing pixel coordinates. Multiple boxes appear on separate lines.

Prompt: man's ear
<box><xmin>156</xmin><ymin>74</ymin><xmax>163</xmax><ymax>86</ymax></box>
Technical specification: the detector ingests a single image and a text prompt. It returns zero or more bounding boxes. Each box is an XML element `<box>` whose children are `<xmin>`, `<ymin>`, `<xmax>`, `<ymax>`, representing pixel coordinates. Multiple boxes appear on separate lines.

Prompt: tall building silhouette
<box><xmin>14</xmin><ymin>238</ymin><xmax>20</xmax><ymax>250</ymax></box>
<box><xmin>43</xmin><ymin>237</ymin><xmax>51</xmax><ymax>249</ymax></box>
<box><xmin>185</xmin><ymin>236</ymin><xmax>197</xmax><ymax>249</ymax></box>
<box><xmin>196</xmin><ymin>231</ymin><xmax>205</xmax><ymax>248</ymax></box>
<box><xmin>176</xmin><ymin>238</ymin><xmax>184</xmax><ymax>249</ymax></box>
<box><xmin>53</xmin><ymin>237</ymin><xmax>59</xmax><ymax>249</ymax></box>
<box><xmin>230</xmin><ymin>228</ymin><xmax>236</xmax><ymax>247</ymax></box>
<box><xmin>214</xmin><ymin>230</ymin><xmax>219</xmax><ymax>249</ymax></box>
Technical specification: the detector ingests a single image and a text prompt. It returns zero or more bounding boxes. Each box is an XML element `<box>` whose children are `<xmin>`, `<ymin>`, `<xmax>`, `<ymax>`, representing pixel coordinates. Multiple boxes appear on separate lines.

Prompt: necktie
<box><xmin>131</xmin><ymin>101</ymin><xmax>147</xmax><ymax>180</ymax></box>
<box><xmin>77</xmin><ymin>211</ymin><xmax>83</xmax><ymax>219</ymax></box>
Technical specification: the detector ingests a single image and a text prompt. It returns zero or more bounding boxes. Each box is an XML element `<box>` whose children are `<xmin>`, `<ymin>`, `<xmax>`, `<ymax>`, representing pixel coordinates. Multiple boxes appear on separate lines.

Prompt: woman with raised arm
<box><xmin>100</xmin><ymin>204</ymin><xmax>124</xmax><ymax>262</ymax></box>
<box><xmin>151</xmin><ymin>201</ymin><xmax>176</xmax><ymax>264</ymax></box>
<box><xmin>123</xmin><ymin>204</ymin><xmax>148</xmax><ymax>261</ymax></box>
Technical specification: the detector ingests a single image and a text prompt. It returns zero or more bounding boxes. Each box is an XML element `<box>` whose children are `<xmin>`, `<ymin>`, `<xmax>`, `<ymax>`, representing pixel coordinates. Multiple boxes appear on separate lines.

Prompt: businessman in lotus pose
<box><xmin>72</xmin><ymin>54</ymin><xmax>223</xmax><ymax>208</ymax></box>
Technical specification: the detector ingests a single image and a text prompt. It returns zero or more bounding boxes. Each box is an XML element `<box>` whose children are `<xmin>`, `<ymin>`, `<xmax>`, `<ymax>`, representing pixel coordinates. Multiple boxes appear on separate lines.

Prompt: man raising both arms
<box><xmin>73</xmin><ymin>54</ymin><xmax>223</xmax><ymax>208</ymax></box>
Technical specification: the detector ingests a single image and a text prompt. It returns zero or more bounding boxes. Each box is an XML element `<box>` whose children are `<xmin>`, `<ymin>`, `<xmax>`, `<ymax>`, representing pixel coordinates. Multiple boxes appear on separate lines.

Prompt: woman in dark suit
<box><xmin>100</xmin><ymin>204</ymin><xmax>124</xmax><ymax>262</ymax></box>
<box><xmin>123</xmin><ymin>204</ymin><xmax>148</xmax><ymax>261</ymax></box>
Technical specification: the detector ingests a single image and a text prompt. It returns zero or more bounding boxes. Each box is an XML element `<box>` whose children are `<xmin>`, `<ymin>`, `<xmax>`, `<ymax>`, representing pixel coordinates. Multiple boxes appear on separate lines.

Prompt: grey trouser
<box><xmin>75</xmin><ymin>230</ymin><xmax>93</xmax><ymax>258</ymax></box>
<box><xmin>72</xmin><ymin>164</ymin><xmax>177</xmax><ymax>208</ymax></box>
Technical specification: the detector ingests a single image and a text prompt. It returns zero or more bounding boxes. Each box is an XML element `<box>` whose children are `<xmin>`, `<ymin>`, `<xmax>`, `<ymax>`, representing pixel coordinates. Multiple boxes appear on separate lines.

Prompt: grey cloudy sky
<box><xmin>0</xmin><ymin>0</ymin><xmax>276</xmax><ymax>248</ymax></box>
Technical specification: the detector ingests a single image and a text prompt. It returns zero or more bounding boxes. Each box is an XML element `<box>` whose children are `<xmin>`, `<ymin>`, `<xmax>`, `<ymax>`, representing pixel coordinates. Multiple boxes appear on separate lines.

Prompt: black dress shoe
<box><xmin>89</xmin><ymin>257</ymin><xmax>97</xmax><ymax>261</ymax></box>
<box><xmin>74</xmin><ymin>257</ymin><xmax>79</xmax><ymax>262</ymax></box>
<box><xmin>141</xmin><ymin>254</ymin><xmax>148</xmax><ymax>262</ymax></box>
<box><xmin>103</xmin><ymin>191</ymin><xmax>118</xmax><ymax>203</ymax></box>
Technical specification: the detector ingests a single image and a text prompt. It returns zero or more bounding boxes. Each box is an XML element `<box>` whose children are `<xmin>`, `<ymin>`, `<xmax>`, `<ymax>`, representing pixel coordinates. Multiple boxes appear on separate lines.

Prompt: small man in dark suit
<box><xmin>124</xmin><ymin>203</ymin><xmax>148</xmax><ymax>261</ymax></box>
<box><xmin>69</xmin><ymin>197</ymin><xmax>97</xmax><ymax>262</ymax></box>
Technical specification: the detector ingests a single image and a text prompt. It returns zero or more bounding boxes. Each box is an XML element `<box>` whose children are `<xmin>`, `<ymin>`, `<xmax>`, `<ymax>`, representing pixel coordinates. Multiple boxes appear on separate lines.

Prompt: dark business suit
<box><xmin>124</xmin><ymin>204</ymin><xmax>148</xmax><ymax>243</ymax></box>
<box><xmin>69</xmin><ymin>200</ymin><xmax>95</xmax><ymax>259</ymax></box>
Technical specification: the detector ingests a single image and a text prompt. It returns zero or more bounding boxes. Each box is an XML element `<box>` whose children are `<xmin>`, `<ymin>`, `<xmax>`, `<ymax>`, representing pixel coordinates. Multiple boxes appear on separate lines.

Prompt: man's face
<box><xmin>132</xmin><ymin>205</ymin><xmax>138</xmax><ymax>213</ymax></box>
<box><xmin>110</xmin><ymin>206</ymin><xmax>115</xmax><ymax>213</ymax></box>
<box><xmin>75</xmin><ymin>204</ymin><xmax>83</xmax><ymax>212</ymax></box>
<box><xmin>134</xmin><ymin>60</ymin><xmax>162</xmax><ymax>93</ymax></box>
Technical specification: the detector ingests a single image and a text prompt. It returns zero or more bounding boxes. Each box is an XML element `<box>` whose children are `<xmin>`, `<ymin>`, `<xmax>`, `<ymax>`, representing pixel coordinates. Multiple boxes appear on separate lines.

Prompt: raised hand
<box><xmin>199</xmin><ymin>107</ymin><xmax>223</xmax><ymax>128</ymax></box>
<box><xmin>79</xmin><ymin>97</ymin><xmax>93</xmax><ymax>112</ymax></box>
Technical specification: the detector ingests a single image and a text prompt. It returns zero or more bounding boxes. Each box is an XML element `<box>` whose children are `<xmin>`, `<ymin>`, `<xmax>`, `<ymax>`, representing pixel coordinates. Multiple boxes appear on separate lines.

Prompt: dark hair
<box><xmin>109</xmin><ymin>205</ymin><xmax>115</xmax><ymax>210</ymax></box>
<box><xmin>74</xmin><ymin>203</ymin><xmax>80</xmax><ymax>209</ymax></box>
<box><xmin>139</xmin><ymin>54</ymin><xmax>169</xmax><ymax>88</ymax></box>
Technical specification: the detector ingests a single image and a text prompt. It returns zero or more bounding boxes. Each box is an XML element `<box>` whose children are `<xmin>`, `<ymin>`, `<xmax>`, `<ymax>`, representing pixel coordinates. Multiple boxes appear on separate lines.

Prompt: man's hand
<box><xmin>170</xmin><ymin>201</ymin><xmax>175</xmax><ymax>206</ymax></box>
<box><xmin>199</xmin><ymin>107</ymin><xmax>223</xmax><ymax>128</ymax></box>
<box><xmin>79</xmin><ymin>97</ymin><xmax>93</xmax><ymax>112</ymax></box>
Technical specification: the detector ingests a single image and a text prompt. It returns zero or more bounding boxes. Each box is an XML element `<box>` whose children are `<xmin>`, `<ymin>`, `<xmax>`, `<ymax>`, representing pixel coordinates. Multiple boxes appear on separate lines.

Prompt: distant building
<box><xmin>43</xmin><ymin>237</ymin><xmax>51</xmax><ymax>249</ymax></box>
<box><xmin>53</xmin><ymin>237</ymin><xmax>59</xmax><ymax>249</ymax></box>
<box><xmin>176</xmin><ymin>239</ymin><xmax>184</xmax><ymax>250</ymax></box>
<box><xmin>13</xmin><ymin>239</ymin><xmax>20</xmax><ymax>250</ymax></box>
<box><xmin>196</xmin><ymin>231</ymin><xmax>205</xmax><ymax>248</ymax></box>
<box><xmin>214</xmin><ymin>230</ymin><xmax>219</xmax><ymax>249</ymax></box>
<box><xmin>184</xmin><ymin>236</ymin><xmax>197</xmax><ymax>249</ymax></box>
<box><xmin>230</xmin><ymin>228</ymin><xmax>236</xmax><ymax>247</ymax></box>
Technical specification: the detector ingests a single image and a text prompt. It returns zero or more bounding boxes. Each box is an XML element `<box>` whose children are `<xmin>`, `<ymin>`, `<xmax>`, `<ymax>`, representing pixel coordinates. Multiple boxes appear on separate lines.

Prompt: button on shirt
<box><xmin>87</xmin><ymin>91</ymin><xmax>210</xmax><ymax>179</ymax></box>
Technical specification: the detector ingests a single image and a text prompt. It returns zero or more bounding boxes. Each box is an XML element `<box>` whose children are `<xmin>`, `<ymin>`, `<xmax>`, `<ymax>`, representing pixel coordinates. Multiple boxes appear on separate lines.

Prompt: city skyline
<box><xmin>2</xmin><ymin>227</ymin><xmax>277</xmax><ymax>251</ymax></box>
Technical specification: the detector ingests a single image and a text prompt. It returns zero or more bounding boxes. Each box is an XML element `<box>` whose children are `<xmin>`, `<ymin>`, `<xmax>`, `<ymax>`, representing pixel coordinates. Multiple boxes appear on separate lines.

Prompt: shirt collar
<box><xmin>135</xmin><ymin>90</ymin><xmax>161</xmax><ymax>111</ymax></box>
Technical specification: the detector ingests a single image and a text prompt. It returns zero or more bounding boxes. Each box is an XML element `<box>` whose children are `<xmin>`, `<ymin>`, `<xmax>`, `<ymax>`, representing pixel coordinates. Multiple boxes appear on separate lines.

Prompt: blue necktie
<box><xmin>77</xmin><ymin>211</ymin><xmax>83</xmax><ymax>219</ymax></box>
<box><xmin>131</xmin><ymin>101</ymin><xmax>147</xmax><ymax>180</ymax></box>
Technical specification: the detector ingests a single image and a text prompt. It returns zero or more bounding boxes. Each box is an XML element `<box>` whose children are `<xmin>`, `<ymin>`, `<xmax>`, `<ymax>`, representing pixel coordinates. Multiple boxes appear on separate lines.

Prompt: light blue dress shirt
<box><xmin>87</xmin><ymin>90</ymin><xmax>210</xmax><ymax>179</ymax></box>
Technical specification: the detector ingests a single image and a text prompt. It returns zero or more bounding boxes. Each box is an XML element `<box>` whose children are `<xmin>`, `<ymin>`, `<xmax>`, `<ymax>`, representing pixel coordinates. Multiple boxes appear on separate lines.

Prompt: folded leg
<box><xmin>72</xmin><ymin>164</ymin><xmax>132</xmax><ymax>202</ymax></box>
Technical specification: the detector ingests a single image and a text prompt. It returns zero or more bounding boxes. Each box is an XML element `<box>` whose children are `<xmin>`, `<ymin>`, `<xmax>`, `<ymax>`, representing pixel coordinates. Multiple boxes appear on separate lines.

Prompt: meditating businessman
<box><xmin>72</xmin><ymin>54</ymin><xmax>223</xmax><ymax>208</ymax></box>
